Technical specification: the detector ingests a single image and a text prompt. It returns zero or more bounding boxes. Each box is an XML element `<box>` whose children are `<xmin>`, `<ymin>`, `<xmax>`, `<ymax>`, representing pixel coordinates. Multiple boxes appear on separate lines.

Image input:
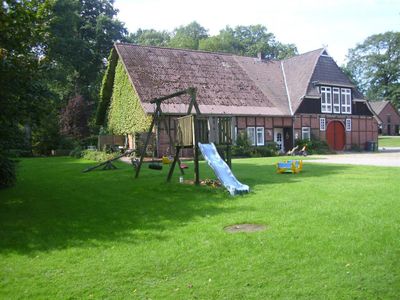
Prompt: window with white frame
<box><xmin>341</xmin><ymin>88</ymin><xmax>352</xmax><ymax>114</ymax></box>
<box><xmin>321</xmin><ymin>86</ymin><xmax>332</xmax><ymax>113</ymax></box>
<box><xmin>333</xmin><ymin>87</ymin><xmax>340</xmax><ymax>113</ymax></box>
<box><xmin>256</xmin><ymin>127</ymin><xmax>265</xmax><ymax>146</ymax></box>
<box><xmin>320</xmin><ymin>117</ymin><xmax>326</xmax><ymax>131</ymax></box>
<box><xmin>246</xmin><ymin>127</ymin><xmax>256</xmax><ymax>146</ymax></box>
<box><xmin>302</xmin><ymin>127</ymin><xmax>311</xmax><ymax>140</ymax></box>
<box><xmin>345</xmin><ymin>119</ymin><xmax>352</xmax><ymax>131</ymax></box>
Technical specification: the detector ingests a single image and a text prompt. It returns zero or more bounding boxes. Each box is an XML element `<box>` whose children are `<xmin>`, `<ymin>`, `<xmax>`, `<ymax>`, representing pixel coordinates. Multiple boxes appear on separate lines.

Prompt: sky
<box><xmin>114</xmin><ymin>0</ymin><xmax>400</xmax><ymax>65</ymax></box>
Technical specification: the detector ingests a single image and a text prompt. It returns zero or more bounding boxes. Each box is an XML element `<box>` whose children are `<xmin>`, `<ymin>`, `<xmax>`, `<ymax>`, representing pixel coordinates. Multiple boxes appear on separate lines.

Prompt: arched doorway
<box><xmin>326</xmin><ymin>121</ymin><xmax>345</xmax><ymax>150</ymax></box>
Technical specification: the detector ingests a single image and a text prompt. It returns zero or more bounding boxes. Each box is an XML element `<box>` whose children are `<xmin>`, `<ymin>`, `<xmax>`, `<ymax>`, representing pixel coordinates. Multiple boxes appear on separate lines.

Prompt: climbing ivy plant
<box><xmin>96</xmin><ymin>48</ymin><xmax>118</xmax><ymax>125</ymax></box>
<box><xmin>107</xmin><ymin>59</ymin><xmax>151</xmax><ymax>135</ymax></box>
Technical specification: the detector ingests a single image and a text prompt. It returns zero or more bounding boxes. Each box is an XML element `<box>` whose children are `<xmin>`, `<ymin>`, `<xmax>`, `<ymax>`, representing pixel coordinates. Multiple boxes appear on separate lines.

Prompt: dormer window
<box><xmin>320</xmin><ymin>86</ymin><xmax>352</xmax><ymax>114</ymax></box>
<box><xmin>321</xmin><ymin>86</ymin><xmax>332</xmax><ymax>113</ymax></box>
<box><xmin>341</xmin><ymin>88</ymin><xmax>351</xmax><ymax>114</ymax></box>
<box><xmin>333</xmin><ymin>88</ymin><xmax>340</xmax><ymax>113</ymax></box>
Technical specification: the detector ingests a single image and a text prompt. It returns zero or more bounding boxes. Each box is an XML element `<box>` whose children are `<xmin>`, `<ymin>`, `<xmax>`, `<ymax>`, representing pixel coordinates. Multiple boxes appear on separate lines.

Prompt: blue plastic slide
<box><xmin>198</xmin><ymin>143</ymin><xmax>249</xmax><ymax>196</ymax></box>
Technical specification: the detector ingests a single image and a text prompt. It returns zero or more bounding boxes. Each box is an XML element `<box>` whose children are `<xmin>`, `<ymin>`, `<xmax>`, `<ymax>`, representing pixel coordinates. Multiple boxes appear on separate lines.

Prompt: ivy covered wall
<box><xmin>107</xmin><ymin>59</ymin><xmax>151</xmax><ymax>135</ymax></box>
<box><xmin>96</xmin><ymin>48</ymin><xmax>118</xmax><ymax>126</ymax></box>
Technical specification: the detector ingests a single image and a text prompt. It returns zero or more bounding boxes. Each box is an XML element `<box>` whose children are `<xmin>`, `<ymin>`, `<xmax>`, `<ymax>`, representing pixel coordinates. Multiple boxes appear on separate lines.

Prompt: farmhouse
<box><xmin>369</xmin><ymin>100</ymin><xmax>400</xmax><ymax>135</ymax></box>
<box><xmin>97</xmin><ymin>43</ymin><xmax>378</xmax><ymax>155</ymax></box>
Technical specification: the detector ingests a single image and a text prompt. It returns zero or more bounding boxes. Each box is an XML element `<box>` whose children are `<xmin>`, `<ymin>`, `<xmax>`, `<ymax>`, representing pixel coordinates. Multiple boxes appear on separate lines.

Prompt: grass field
<box><xmin>379</xmin><ymin>135</ymin><xmax>400</xmax><ymax>147</ymax></box>
<box><xmin>0</xmin><ymin>157</ymin><xmax>399</xmax><ymax>299</ymax></box>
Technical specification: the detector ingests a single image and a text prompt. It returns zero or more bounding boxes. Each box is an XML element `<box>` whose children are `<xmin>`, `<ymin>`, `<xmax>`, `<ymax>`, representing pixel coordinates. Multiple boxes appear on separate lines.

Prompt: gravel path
<box><xmin>308</xmin><ymin>148</ymin><xmax>400</xmax><ymax>167</ymax></box>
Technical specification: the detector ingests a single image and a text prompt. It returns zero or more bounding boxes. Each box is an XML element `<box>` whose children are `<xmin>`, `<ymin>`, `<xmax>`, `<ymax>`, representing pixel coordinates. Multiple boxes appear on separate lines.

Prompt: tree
<box><xmin>60</xmin><ymin>94</ymin><xmax>90</xmax><ymax>139</ymax></box>
<box><xmin>0</xmin><ymin>0</ymin><xmax>52</xmax><ymax>152</ymax></box>
<box><xmin>345</xmin><ymin>31</ymin><xmax>400</xmax><ymax>107</ymax></box>
<box><xmin>168</xmin><ymin>21</ymin><xmax>208</xmax><ymax>50</ymax></box>
<box><xmin>199</xmin><ymin>25</ymin><xmax>297</xmax><ymax>59</ymax></box>
<box><xmin>126</xmin><ymin>29</ymin><xmax>170</xmax><ymax>46</ymax></box>
<box><xmin>45</xmin><ymin>0</ymin><xmax>127</xmax><ymax>100</ymax></box>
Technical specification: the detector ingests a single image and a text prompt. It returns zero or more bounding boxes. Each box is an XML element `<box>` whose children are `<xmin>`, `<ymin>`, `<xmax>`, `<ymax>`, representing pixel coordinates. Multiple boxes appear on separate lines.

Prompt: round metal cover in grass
<box><xmin>224</xmin><ymin>224</ymin><xmax>267</xmax><ymax>233</ymax></box>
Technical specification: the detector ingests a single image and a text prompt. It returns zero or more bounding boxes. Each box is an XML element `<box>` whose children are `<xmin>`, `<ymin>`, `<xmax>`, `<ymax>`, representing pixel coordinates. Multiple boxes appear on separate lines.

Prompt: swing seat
<box><xmin>149</xmin><ymin>163</ymin><xmax>162</xmax><ymax>170</ymax></box>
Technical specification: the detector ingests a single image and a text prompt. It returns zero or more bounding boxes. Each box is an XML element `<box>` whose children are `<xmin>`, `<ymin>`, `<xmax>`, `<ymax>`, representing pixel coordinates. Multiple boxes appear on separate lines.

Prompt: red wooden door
<box><xmin>326</xmin><ymin>121</ymin><xmax>345</xmax><ymax>150</ymax></box>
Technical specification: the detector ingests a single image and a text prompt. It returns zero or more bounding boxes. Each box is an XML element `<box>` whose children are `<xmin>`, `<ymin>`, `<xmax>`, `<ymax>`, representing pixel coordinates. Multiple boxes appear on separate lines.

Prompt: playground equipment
<box><xmin>82</xmin><ymin>149</ymin><xmax>134</xmax><ymax>173</ymax></box>
<box><xmin>199</xmin><ymin>143</ymin><xmax>249</xmax><ymax>196</ymax></box>
<box><xmin>276</xmin><ymin>160</ymin><xmax>303</xmax><ymax>174</ymax></box>
<box><xmin>134</xmin><ymin>88</ymin><xmax>197</xmax><ymax>182</ymax></box>
<box><xmin>134</xmin><ymin>87</ymin><xmax>246</xmax><ymax>195</ymax></box>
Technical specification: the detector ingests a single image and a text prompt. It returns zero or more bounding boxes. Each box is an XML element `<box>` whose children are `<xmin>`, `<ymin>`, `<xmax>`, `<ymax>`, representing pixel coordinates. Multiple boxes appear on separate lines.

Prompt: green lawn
<box><xmin>0</xmin><ymin>157</ymin><xmax>399</xmax><ymax>299</ymax></box>
<box><xmin>379</xmin><ymin>135</ymin><xmax>400</xmax><ymax>147</ymax></box>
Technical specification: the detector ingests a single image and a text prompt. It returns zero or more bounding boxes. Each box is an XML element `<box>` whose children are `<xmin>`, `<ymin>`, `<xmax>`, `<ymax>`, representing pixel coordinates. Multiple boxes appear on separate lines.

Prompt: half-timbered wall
<box><xmin>294</xmin><ymin>113</ymin><xmax>378</xmax><ymax>150</ymax></box>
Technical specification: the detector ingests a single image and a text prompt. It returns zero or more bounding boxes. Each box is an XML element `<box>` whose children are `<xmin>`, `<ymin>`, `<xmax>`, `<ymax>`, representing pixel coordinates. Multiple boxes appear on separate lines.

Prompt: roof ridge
<box><xmin>282</xmin><ymin>48</ymin><xmax>324</xmax><ymax>62</ymax></box>
<box><xmin>115</xmin><ymin>42</ymin><xmax>239</xmax><ymax>57</ymax></box>
<box><xmin>280</xmin><ymin>61</ymin><xmax>293</xmax><ymax>115</ymax></box>
<box><xmin>115</xmin><ymin>42</ymin><xmax>325</xmax><ymax>62</ymax></box>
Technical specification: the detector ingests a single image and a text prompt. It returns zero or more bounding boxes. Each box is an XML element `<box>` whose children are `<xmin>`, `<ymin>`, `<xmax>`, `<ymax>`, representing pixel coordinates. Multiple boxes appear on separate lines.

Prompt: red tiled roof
<box><xmin>115</xmin><ymin>43</ymin><xmax>283</xmax><ymax>116</ymax></box>
<box><xmin>114</xmin><ymin>43</ymin><xmax>353</xmax><ymax>117</ymax></box>
<box><xmin>281</xmin><ymin>49</ymin><xmax>324</xmax><ymax>113</ymax></box>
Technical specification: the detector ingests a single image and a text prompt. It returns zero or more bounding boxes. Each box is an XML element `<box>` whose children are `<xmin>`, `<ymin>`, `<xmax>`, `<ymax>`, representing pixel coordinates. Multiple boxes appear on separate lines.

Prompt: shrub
<box><xmin>81</xmin><ymin>150</ymin><xmax>118</xmax><ymax>162</ymax></box>
<box><xmin>295</xmin><ymin>139</ymin><xmax>331</xmax><ymax>155</ymax></box>
<box><xmin>231</xmin><ymin>142</ymin><xmax>278</xmax><ymax>158</ymax></box>
<box><xmin>70</xmin><ymin>146</ymin><xmax>83</xmax><ymax>158</ymax></box>
<box><xmin>253</xmin><ymin>143</ymin><xmax>278</xmax><ymax>157</ymax></box>
<box><xmin>0</xmin><ymin>154</ymin><xmax>16</xmax><ymax>189</ymax></box>
<box><xmin>231</xmin><ymin>145</ymin><xmax>252</xmax><ymax>157</ymax></box>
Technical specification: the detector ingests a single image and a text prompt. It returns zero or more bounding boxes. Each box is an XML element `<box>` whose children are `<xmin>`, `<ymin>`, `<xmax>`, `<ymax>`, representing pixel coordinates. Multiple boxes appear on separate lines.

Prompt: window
<box><xmin>387</xmin><ymin>114</ymin><xmax>391</xmax><ymax>123</ymax></box>
<box><xmin>345</xmin><ymin>119</ymin><xmax>352</xmax><ymax>131</ymax></box>
<box><xmin>321</xmin><ymin>86</ymin><xmax>332</xmax><ymax>113</ymax></box>
<box><xmin>256</xmin><ymin>127</ymin><xmax>264</xmax><ymax>146</ymax></box>
<box><xmin>233</xmin><ymin>126</ymin><xmax>238</xmax><ymax>145</ymax></box>
<box><xmin>333</xmin><ymin>88</ymin><xmax>340</xmax><ymax>113</ymax></box>
<box><xmin>246</xmin><ymin>127</ymin><xmax>256</xmax><ymax>146</ymax></box>
<box><xmin>302</xmin><ymin>127</ymin><xmax>311</xmax><ymax>140</ymax></box>
<box><xmin>320</xmin><ymin>117</ymin><xmax>326</xmax><ymax>131</ymax></box>
<box><xmin>341</xmin><ymin>88</ymin><xmax>351</xmax><ymax>114</ymax></box>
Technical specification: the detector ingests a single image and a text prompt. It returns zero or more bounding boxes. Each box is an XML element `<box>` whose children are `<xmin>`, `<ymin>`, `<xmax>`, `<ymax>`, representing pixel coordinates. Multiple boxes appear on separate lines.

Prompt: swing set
<box><xmin>134</xmin><ymin>87</ymin><xmax>233</xmax><ymax>185</ymax></box>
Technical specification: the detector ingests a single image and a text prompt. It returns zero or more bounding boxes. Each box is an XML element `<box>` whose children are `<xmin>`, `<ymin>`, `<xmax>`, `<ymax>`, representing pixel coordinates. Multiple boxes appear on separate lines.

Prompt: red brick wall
<box><xmin>294</xmin><ymin>114</ymin><xmax>378</xmax><ymax>150</ymax></box>
<box><xmin>378</xmin><ymin>103</ymin><xmax>400</xmax><ymax>135</ymax></box>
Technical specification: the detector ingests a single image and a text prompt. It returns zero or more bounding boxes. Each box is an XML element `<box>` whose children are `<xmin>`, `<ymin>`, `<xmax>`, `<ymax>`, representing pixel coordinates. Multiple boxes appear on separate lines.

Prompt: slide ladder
<box><xmin>198</xmin><ymin>143</ymin><xmax>249</xmax><ymax>196</ymax></box>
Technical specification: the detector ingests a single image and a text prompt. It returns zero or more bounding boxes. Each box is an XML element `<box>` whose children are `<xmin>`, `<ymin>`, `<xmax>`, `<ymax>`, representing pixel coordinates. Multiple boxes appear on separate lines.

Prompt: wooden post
<box><xmin>82</xmin><ymin>150</ymin><xmax>133</xmax><ymax>173</ymax></box>
<box><xmin>167</xmin><ymin>146</ymin><xmax>181</xmax><ymax>182</ymax></box>
<box><xmin>226</xmin><ymin>144</ymin><xmax>232</xmax><ymax>169</ymax></box>
<box><xmin>135</xmin><ymin>104</ymin><xmax>159</xmax><ymax>178</ymax></box>
<box><xmin>193</xmin><ymin>116</ymin><xmax>200</xmax><ymax>185</ymax></box>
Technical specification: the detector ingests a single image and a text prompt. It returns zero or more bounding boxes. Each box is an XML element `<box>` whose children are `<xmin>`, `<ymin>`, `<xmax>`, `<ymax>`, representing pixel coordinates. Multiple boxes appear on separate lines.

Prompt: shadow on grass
<box><xmin>0</xmin><ymin>158</ymin><xmax>249</xmax><ymax>255</ymax></box>
<box><xmin>0</xmin><ymin>157</ymin><xmax>350</xmax><ymax>255</ymax></box>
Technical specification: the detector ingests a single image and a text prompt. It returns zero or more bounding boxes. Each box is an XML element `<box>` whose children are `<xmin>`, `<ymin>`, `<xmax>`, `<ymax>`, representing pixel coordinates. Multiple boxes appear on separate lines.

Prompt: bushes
<box><xmin>295</xmin><ymin>139</ymin><xmax>330</xmax><ymax>155</ymax></box>
<box><xmin>81</xmin><ymin>150</ymin><xmax>118</xmax><ymax>162</ymax></box>
<box><xmin>0</xmin><ymin>154</ymin><xmax>16</xmax><ymax>189</ymax></box>
<box><xmin>230</xmin><ymin>131</ymin><xmax>278</xmax><ymax>158</ymax></box>
<box><xmin>70</xmin><ymin>146</ymin><xmax>83</xmax><ymax>158</ymax></box>
<box><xmin>231</xmin><ymin>143</ymin><xmax>278</xmax><ymax>158</ymax></box>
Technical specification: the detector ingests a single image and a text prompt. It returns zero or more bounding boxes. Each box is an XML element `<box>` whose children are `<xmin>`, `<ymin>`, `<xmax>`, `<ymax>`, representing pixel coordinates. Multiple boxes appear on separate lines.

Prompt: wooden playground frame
<box><xmin>134</xmin><ymin>87</ymin><xmax>233</xmax><ymax>185</ymax></box>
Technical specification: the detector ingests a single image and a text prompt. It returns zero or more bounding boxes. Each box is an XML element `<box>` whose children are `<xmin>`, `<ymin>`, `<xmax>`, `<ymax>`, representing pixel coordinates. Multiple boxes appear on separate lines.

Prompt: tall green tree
<box><xmin>199</xmin><ymin>25</ymin><xmax>297</xmax><ymax>59</ymax></box>
<box><xmin>126</xmin><ymin>29</ymin><xmax>170</xmax><ymax>46</ymax></box>
<box><xmin>45</xmin><ymin>0</ymin><xmax>127</xmax><ymax>101</ymax></box>
<box><xmin>345</xmin><ymin>31</ymin><xmax>400</xmax><ymax>107</ymax></box>
<box><xmin>168</xmin><ymin>21</ymin><xmax>208</xmax><ymax>50</ymax></box>
<box><xmin>0</xmin><ymin>0</ymin><xmax>53</xmax><ymax>152</ymax></box>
